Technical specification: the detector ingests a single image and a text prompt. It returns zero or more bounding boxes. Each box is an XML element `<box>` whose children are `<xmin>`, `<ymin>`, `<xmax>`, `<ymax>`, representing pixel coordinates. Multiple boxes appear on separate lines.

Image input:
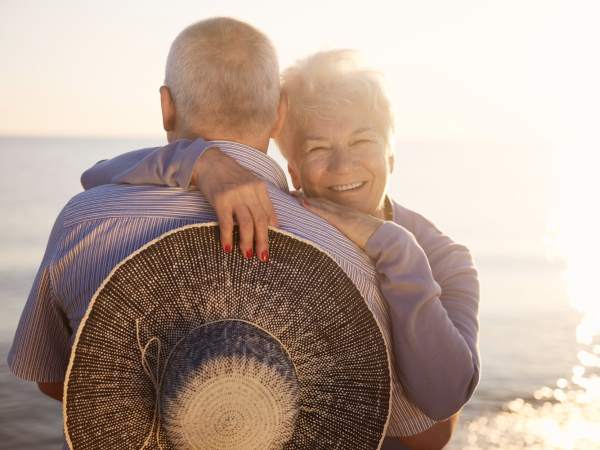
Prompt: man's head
<box><xmin>161</xmin><ymin>17</ymin><xmax>285</xmax><ymax>149</ymax></box>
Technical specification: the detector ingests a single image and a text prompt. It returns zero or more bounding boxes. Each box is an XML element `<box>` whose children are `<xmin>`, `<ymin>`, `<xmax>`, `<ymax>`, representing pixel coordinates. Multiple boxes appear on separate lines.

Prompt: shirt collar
<box><xmin>207</xmin><ymin>140</ymin><xmax>290</xmax><ymax>194</ymax></box>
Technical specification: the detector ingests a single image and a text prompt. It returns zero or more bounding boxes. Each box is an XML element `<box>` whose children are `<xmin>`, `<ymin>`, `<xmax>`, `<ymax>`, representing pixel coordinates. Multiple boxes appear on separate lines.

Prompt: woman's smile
<box><xmin>288</xmin><ymin>109</ymin><xmax>393</xmax><ymax>219</ymax></box>
<box><xmin>329</xmin><ymin>181</ymin><xmax>366</xmax><ymax>192</ymax></box>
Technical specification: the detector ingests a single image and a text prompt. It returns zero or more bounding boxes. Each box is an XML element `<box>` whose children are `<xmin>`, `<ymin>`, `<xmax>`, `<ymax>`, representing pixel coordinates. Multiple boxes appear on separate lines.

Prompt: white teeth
<box><xmin>330</xmin><ymin>182</ymin><xmax>364</xmax><ymax>191</ymax></box>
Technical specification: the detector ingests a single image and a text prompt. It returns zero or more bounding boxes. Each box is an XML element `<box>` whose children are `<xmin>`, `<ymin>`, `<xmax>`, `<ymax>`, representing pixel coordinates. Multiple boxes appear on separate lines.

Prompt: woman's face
<box><xmin>287</xmin><ymin>109</ymin><xmax>393</xmax><ymax>219</ymax></box>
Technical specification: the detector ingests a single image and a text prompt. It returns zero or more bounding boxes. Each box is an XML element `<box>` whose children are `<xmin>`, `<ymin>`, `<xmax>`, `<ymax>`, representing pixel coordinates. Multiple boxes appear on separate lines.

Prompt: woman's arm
<box><xmin>366</xmin><ymin>221</ymin><xmax>479</xmax><ymax>421</ymax></box>
<box><xmin>301</xmin><ymin>197</ymin><xmax>479</xmax><ymax>421</ymax></box>
<box><xmin>80</xmin><ymin>140</ymin><xmax>278</xmax><ymax>260</ymax></box>
<box><xmin>393</xmin><ymin>202</ymin><xmax>480</xmax><ymax>409</ymax></box>
<box><xmin>81</xmin><ymin>139</ymin><xmax>213</xmax><ymax>190</ymax></box>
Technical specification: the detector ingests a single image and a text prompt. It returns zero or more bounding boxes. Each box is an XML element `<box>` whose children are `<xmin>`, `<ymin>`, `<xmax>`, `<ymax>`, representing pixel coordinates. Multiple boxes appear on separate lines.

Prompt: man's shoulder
<box><xmin>69</xmin><ymin>183</ymin><xmax>178</xmax><ymax>204</ymax></box>
<box><xmin>61</xmin><ymin>184</ymin><xmax>209</xmax><ymax>227</ymax></box>
<box><xmin>268</xmin><ymin>186</ymin><xmax>378</xmax><ymax>279</ymax></box>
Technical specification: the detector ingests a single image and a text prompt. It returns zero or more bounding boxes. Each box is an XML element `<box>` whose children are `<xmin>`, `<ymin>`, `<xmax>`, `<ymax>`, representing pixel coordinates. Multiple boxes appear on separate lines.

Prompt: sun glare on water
<box><xmin>460</xmin><ymin>138</ymin><xmax>600</xmax><ymax>450</ymax></box>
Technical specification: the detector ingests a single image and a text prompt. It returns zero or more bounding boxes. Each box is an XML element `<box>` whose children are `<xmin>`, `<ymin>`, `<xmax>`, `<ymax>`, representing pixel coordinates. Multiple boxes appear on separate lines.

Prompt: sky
<box><xmin>0</xmin><ymin>0</ymin><xmax>598</xmax><ymax>142</ymax></box>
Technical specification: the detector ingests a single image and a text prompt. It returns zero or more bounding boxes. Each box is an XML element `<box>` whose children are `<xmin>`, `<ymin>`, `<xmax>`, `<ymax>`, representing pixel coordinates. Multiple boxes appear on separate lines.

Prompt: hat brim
<box><xmin>64</xmin><ymin>223</ymin><xmax>392</xmax><ymax>449</ymax></box>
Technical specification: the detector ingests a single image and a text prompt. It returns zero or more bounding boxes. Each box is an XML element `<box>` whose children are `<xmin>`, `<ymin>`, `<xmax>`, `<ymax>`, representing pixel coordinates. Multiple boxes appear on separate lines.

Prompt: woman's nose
<box><xmin>327</xmin><ymin>146</ymin><xmax>355</xmax><ymax>174</ymax></box>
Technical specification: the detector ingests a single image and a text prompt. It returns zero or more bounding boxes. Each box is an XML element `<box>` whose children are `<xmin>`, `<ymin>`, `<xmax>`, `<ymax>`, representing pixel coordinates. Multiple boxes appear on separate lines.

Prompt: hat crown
<box><xmin>161</xmin><ymin>320</ymin><xmax>300</xmax><ymax>450</ymax></box>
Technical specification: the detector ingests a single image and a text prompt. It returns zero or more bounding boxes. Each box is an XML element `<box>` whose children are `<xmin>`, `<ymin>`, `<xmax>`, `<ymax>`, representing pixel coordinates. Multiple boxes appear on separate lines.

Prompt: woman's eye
<box><xmin>352</xmin><ymin>139</ymin><xmax>372</xmax><ymax>146</ymax></box>
<box><xmin>308</xmin><ymin>146</ymin><xmax>328</xmax><ymax>152</ymax></box>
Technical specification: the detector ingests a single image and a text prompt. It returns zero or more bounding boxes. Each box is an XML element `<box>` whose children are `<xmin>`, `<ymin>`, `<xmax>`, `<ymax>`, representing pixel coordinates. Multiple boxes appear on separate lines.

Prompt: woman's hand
<box><xmin>297</xmin><ymin>195</ymin><xmax>385</xmax><ymax>250</ymax></box>
<box><xmin>192</xmin><ymin>147</ymin><xmax>278</xmax><ymax>261</ymax></box>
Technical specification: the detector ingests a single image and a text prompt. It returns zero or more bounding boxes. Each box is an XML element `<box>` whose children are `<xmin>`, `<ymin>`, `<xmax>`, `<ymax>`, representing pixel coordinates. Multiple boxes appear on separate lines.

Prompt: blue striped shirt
<box><xmin>8</xmin><ymin>141</ymin><xmax>436</xmax><ymax>447</ymax></box>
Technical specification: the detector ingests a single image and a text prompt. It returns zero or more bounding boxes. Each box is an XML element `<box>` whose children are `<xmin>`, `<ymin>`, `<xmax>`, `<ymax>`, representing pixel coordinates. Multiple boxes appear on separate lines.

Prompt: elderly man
<box><xmin>9</xmin><ymin>17</ymin><xmax>457</xmax><ymax>449</ymax></box>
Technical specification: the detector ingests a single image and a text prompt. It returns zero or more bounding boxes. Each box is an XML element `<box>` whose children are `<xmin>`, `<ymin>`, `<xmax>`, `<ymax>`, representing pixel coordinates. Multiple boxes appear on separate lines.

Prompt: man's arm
<box><xmin>8</xmin><ymin>208</ymin><xmax>74</xmax><ymax>398</ymax></box>
<box><xmin>80</xmin><ymin>140</ymin><xmax>278</xmax><ymax>261</ymax></box>
<box><xmin>38</xmin><ymin>381</ymin><xmax>64</xmax><ymax>402</ymax></box>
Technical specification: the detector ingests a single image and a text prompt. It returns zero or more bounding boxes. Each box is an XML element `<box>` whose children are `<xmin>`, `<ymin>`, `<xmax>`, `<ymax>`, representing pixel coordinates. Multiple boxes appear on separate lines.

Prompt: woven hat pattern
<box><xmin>161</xmin><ymin>321</ymin><xmax>300</xmax><ymax>449</ymax></box>
<box><xmin>64</xmin><ymin>224</ymin><xmax>391</xmax><ymax>449</ymax></box>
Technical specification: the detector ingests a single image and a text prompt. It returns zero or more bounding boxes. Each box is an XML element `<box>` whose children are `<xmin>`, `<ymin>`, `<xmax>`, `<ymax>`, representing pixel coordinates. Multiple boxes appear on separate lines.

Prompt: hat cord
<box><xmin>136</xmin><ymin>319</ymin><xmax>198</xmax><ymax>450</ymax></box>
<box><xmin>136</xmin><ymin>319</ymin><xmax>168</xmax><ymax>450</ymax></box>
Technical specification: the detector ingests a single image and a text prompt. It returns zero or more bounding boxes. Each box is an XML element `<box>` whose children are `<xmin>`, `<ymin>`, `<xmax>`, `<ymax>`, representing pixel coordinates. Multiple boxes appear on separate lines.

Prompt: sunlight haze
<box><xmin>1</xmin><ymin>0</ymin><xmax>598</xmax><ymax>141</ymax></box>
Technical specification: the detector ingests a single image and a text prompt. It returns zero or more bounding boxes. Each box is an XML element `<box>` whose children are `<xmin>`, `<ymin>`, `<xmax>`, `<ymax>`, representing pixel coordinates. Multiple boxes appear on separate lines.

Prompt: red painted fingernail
<box><xmin>261</xmin><ymin>250</ymin><xmax>269</xmax><ymax>261</ymax></box>
<box><xmin>303</xmin><ymin>200</ymin><xmax>309</xmax><ymax>207</ymax></box>
<box><xmin>225</xmin><ymin>244</ymin><xmax>231</xmax><ymax>252</ymax></box>
<box><xmin>246</xmin><ymin>249</ymin><xmax>253</xmax><ymax>258</ymax></box>
<box><xmin>290</xmin><ymin>193</ymin><xmax>298</xmax><ymax>198</ymax></box>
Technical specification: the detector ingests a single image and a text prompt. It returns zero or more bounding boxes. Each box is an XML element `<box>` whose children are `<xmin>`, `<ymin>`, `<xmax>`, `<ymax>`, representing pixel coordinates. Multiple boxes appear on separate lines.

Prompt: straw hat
<box><xmin>64</xmin><ymin>223</ymin><xmax>391</xmax><ymax>449</ymax></box>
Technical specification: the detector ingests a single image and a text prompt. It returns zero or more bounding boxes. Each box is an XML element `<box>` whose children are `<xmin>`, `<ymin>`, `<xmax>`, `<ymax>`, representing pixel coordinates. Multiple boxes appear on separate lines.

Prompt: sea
<box><xmin>0</xmin><ymin>137</ymin><xmax>598</xmax><ymax>449</ymax></box>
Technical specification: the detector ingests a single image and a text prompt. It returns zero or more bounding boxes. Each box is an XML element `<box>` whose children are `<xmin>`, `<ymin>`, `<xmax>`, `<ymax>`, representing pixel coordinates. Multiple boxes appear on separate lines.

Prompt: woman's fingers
<box><xmin>222</xmin><ymin>193</ymin><xmax>271</xmax><ymax>261</ymax></box>
<box><xmin>193</xmin><ymin>148</ymin><xmax>278</xmax><ymax>260</ymax></box>
<box><xmin>258</xmin><ymin>180</ymin><xmax>279</xmax><ymax>229</ymax></box>
<box><xmin>235</xmin><ymin>205</ymin><xmax>257</xmax><ymax>259</ymax></box>
<box><xmin>237</xmin><ymin>179</ymin><xmax>275</xmax><ymax>260</ymax></box>
<box><xmin>301</xmin><ymin>198</ymin><xmax>346</xmax><ymax>228</ymax></box>
<box><xmin>301</xmin><ymin>197</ymin><xmax>385</xmax><ymax>250</ymax></box>
<box><xmin>243</xmin><ymin>195</ymin><xmax>271</xmax><ymax>261</ymax></box>
<box><xmin>214</xmin><ymin>205</ymin><xmax>235</xmax><ymax>254</ymax></box>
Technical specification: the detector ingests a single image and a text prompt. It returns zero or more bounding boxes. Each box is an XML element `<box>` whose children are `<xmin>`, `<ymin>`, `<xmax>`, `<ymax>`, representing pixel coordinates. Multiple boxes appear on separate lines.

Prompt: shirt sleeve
<box><xmin>80</xmin><ymin>139</ymin><xmax>217</xmax><ymax>191</ymax></box>
<box><xmin>365</xmin><ymin>221</ymin><xmax>480</xmax><ymax>421</ymax></box>
<box><xmin>7</xmin><ymin>211</ymin><xmax>73</xmax><ymax>383</ymax></box>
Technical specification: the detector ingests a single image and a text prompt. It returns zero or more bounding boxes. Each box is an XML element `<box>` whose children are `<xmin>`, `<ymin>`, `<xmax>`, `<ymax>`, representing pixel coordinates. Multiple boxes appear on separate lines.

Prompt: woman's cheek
<box><xmin>299</xmin><ymin>175</ymin><xmax>319</xmax><ymax>198</ymax></box>
<box><xmin>299</xmin><ymin>160</ymin><xmax>324</xmax><ymax>197</ymax></box>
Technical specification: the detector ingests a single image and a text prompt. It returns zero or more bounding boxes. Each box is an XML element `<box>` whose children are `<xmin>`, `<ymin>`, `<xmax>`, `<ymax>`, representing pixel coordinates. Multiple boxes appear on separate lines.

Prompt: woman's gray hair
<box><xmin>276</xmin><ymin>49</ymin><xmax>395</xmax><ymax>159</ymax></box>
<box><xmin>165</xmin><ymin>17</ymin><xmax>281</xmax><ymax>139</ymax></box>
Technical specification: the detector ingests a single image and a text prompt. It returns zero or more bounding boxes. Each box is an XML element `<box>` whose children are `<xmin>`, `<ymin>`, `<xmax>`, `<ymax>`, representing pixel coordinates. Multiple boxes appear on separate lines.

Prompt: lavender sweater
<box><xmin>81</xmin><ymin>139</ymin><xmax>480</xmax><ymax>421</ymax></box>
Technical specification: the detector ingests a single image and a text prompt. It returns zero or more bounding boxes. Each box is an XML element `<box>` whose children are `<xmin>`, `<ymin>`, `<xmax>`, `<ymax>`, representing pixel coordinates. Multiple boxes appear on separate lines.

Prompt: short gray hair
<box><xmin>276</xmin><ymin>49</ymin><xmax>395</xmax><ymax>159</ymax></box>
<box><xmin>165</xmin><ymin>17</ymin><xmax>280</xmax><ymax>138</ymax></box>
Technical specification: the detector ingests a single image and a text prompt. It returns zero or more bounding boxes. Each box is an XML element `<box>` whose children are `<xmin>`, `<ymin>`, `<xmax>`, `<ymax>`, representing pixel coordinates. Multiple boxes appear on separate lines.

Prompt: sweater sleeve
<box><xmin>365</xmin><ymin>220</ymin><xmax>480</xmax><ymax>421</ymax></box>
<box><xmin>80</xmin><ymin>139</ymin><xmax>216</xmax><ymax>190</ymax></box>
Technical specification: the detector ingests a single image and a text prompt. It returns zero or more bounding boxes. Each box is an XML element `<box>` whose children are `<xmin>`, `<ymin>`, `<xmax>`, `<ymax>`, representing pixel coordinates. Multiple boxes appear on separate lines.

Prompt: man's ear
<box><xmin>388</xmin><ymin>152</ymin><xmax>395</xmax><ymax>174</ymax></box>
<box><xmin>288</xmin><ymin>163</ymin><xmax>302</xmax><ymax>190</ymax></box>
<box><xmin>270</xmin><ymin>94</ymin><xmax>288</xmax><ymax>139</ymax></box>
<box><xmin>160</xmin><ymin>86</ymin><xmax>176</xmax><ymax>133</ymax></box>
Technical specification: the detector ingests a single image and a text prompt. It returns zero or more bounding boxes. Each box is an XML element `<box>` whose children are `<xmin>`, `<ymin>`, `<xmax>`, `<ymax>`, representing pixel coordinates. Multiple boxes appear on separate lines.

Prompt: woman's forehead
<box><xmin>300</xmin><ymin>110</ymin><xmax>380</xmax><ymax>138</ymax></box>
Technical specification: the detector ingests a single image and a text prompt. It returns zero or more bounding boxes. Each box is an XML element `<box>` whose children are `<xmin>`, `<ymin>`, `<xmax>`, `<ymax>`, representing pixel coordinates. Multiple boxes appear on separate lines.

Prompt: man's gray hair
<box><xmin>165</xmin><ymin>17</ymin><xmax>280</xmax><ymax>138</ymax></box>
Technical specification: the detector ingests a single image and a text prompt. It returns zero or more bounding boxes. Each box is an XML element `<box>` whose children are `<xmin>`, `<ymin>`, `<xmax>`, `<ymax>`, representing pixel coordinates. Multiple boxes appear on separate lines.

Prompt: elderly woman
<box><xmin>82</xmin><ymin>50</ymin><xmax>480</xmax><ymax>447</ymax></box>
